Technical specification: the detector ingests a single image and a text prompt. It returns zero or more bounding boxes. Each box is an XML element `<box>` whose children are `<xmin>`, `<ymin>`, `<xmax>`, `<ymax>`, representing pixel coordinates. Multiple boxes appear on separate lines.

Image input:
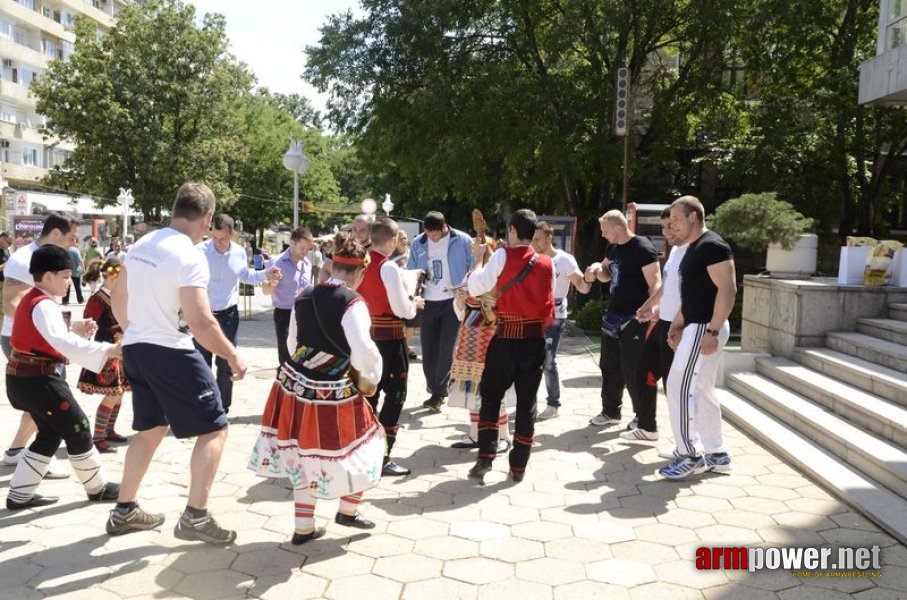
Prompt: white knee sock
<box><xmin>68</xmin><ymin>448</ymin><xmax>108</xmax><ymax>495</ymax></box>
<box><xmin>8</xmin><ymin>450</ymin><xmax>52</xmax><ymax>503</ymax></box>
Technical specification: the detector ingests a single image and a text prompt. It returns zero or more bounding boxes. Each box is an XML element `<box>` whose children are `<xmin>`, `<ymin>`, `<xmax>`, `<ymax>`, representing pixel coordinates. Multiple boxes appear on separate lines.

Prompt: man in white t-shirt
<box><xmin>622</xmin><ymin>207</ymin><xmax>688</xmax><ymax>443</ymax></box>
<box><xmin>406</xmin><ymin>211</ymin><xmax>475</xmax><ymax>413</ymax></box>
<box><xmin>531</xmin><ymin>222</ymin><xmax>591</xmax><ymax>420</ymax></box>
<box><xmin>1</xmin><ymin>212</ymin><xmax>84</xmax><ymax>475</ymax></box>
<box><xmin>107</xmin><ymin>183</ymin><xmax>248</xmax><ymax>545</ymax></box>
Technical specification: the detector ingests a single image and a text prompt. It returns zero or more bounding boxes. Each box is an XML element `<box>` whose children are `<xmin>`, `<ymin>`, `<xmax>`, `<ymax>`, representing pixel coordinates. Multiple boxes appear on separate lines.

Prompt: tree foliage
<box><xmin>32</xmin><ymin>0</ymin><xmax>252</xmax><ymax>220</ymax></box>
<box><xmin>709</xmin><ymin>192</ymin><xmax>814</xmax><ymax>251</ymax></box>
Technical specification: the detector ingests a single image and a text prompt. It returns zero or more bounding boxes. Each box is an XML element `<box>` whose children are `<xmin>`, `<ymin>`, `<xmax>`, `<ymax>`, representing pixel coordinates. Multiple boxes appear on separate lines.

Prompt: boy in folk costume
<box><xmin>6</xmin><ymin>245</ymin><xmax>121</xmax><ymax>509</ymax></box>
<box><xmin>249</xmin><ymin>232</ymin><xmax>385</xmax><ymax>544</ymax></box>
<box><xmin>465</xmin><ymin>210</ymin><xmax>555</xmax><ymax>482</ymax></box>
<box><xmin>357</xmin><ymin>218</ymin><xmax>424</xmax><ymax>476</ymax></box>
<box><xmin>77</xmin><ymin>257</ymin><xmax>130</xmax><ymax>453</ymax></box>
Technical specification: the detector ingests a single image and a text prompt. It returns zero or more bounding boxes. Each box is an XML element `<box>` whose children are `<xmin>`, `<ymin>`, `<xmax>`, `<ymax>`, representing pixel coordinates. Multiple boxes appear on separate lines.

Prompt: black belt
<box><xmin>213</xmin><ymin>305</ymin><xmax>238</xmax><ymax>316</ymax></box>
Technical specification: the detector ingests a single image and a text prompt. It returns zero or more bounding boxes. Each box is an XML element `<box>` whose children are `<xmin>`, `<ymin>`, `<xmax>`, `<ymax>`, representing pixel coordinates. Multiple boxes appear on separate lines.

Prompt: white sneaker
<box><xmin>626</xmin><ymin>417</ymin><xmax>638</xmax><ymax>431</ymax></box>
<box><xmin>537</xmin><ymin>406</ymin><xmax>559</xmax><ymax>420</ymax></box>
<box><xmin>45</xmin><ymin>456</ymin><xmax>70</xmax><ymax>480</ymax></box>
<box><xmin>657</xmin><ymin>446</ymin><xmax>682</xmax><ymax>459</ymax></box>
<box><xmin>589</xmin><ymin>412</ymin><xmax>620</xmax><ymax>427</ymax></box>
<box><xmin>619</xmin><ymin>428</ymin><xmax>659</xmax><ymax>441</ymax></box>
<box><xmin>2</xmin><ymin>448</ymin><xmax>23</xmax><ymax>465</ymax></box>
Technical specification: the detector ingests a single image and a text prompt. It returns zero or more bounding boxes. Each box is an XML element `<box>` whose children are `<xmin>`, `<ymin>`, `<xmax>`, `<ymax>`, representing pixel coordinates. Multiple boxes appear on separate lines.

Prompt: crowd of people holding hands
<box><xmin>0</xmin><ymin>182</ymin><xmax>737</xmax><ymax>547</ymax></box>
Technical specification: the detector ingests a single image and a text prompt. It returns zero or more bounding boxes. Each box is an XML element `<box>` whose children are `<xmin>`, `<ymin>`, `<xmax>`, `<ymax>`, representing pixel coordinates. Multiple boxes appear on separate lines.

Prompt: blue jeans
<box><xmin>194</xmin><ymin>305</ymin><xmax>240</xmax><ymax>413</ymax></box>
<box><xmin>543</xmin><ymin>319</ymin><xmax>566</xmax><ymax>407</ymax></box>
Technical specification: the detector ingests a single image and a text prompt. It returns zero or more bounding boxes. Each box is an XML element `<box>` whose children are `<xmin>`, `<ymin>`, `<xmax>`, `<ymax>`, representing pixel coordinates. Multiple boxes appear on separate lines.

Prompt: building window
<box><xmin>16</xmin><ymin>0</ymin><xmax>37</xmax><ymax>11</ymax></box>
<box><xmin>22</xmin><ymin>147</ymin><xmax>38</xmax><ymax>166</ymax></box>
<box><xmin>0</xmin><ymin>21</ymin><xmax>13</xmax><ymax>40</ymax></box>
<box><xmin>889</xmin><ymin>0</ymin><xmax>907</xmax><ymax>50</ymax></box>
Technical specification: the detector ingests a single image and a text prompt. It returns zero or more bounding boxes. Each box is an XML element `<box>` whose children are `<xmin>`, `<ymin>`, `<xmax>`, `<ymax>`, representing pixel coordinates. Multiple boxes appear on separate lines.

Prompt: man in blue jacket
<box><xmin>407</xmin><ymin>212</ymin><xmax>475</xmax><ymax>412</ymax></box>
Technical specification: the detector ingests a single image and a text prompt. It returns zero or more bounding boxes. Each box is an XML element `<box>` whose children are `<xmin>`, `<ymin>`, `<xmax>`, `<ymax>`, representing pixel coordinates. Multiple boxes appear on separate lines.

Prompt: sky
<box><xmin>187</xmin><ymin>1</ymin><xmax>360</xmax><ymax>117</ymax></box>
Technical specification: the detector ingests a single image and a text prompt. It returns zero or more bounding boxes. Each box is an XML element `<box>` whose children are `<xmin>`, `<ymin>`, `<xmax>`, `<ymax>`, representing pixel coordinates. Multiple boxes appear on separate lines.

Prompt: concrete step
<box><xmin>826</xmin><ymin>331</ymin><xmax>907</xmax><ymax>374</ymax></box>
<box><xmin>725</xmin><ymin>372</ymin><xmax>907</xmax><ymax>500</ymax></box>
<box><xmin>719</xmin><ymin>388</ymin><xmax>907</xmax><ymax>546</ymax></box>
<box><xmin>857</xmin><ymin>317</ymin><xmax>907</xmax><ymax>346</ymax></box>
<box><xmin>756</xmin><ymin>357</ymin><xmax>907</xmax><ymax>447</ymax></box>
<box><xmin>889</xmin><ymin>303</ymin><xmax>907</xmax><ymax>322</ymax></box>
<box><xmin>794</xmin><ymin>347</ymin><xmax>907</xmax><ymax>409</ymax></box>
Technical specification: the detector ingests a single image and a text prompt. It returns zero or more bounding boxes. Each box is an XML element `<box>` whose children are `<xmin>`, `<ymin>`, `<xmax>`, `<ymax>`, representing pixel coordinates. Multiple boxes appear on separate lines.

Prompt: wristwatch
<box><xmin>705</xmin><ymin>328</ymin><xmax>719</xmax><ymax>337</ymax></box>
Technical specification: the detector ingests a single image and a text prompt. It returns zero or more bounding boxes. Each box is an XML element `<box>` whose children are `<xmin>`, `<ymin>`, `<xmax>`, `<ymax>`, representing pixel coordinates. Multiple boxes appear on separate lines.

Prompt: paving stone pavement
<box><xmin>0</xmin><ymin>293</ymin><xmax>905</xmax><ymax>600</ymax></box>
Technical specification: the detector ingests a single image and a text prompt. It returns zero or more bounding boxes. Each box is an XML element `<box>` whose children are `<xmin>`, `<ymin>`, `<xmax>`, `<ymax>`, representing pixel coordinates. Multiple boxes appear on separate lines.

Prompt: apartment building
<box><xmin>0</xmin><ymin>0</ymin><xmax>128</xmax><ymax>189</ymax></box>
<box><xmin>859</xmin><ymin>0</ymin><xmax>907</xmax><ymax>104</ymax></box>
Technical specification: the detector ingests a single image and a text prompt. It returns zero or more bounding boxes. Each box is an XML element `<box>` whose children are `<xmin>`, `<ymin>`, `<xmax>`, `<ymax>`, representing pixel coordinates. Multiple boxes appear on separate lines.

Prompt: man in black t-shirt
<box><xmin>660</xmin><ymin>195</ymin><xmax>737</xmax><ymax>480</ymax></box>
<box><xmin>584</xmin><ymin>210</ymin><xmax>660</xmax><ymax>429</ymax></box>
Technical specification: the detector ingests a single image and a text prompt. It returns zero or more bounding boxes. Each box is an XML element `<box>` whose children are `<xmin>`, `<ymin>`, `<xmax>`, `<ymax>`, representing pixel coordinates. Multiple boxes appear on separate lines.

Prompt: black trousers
<box><xmin>477</xmin><ymin>336</ymin><xmax>545</xmax><ymax>473</ymax></box>
<box><xmin>600</xmin><ymin>319</ymin><xmax>648</xmax><ymax>419</ymax></box>
<box><xmin>634</xmin><ymin>319</ymin><xmax>675</xmax><ymax>432</ymax></box>
<box><xmin>195</xmin><ymin>305</ymin><xmax>240</xmax><ymax>413</ymax></box>
<box><xmin>366</xmin><ymin>338</ymin><xmax>409</xmax><ymax>456</ymax></box>
<box><xmin>420</xmin><ymin>299</ymin><xmax>459</xmax><ymax>398</ymax></box>
<box><xmin>273</xmin><ymin>307</ymin><xmax>293</xmax><ymax>366</ymax></box>
<box><xmin>7</xmin><ymin>373</ymin><xmax>93</xmax><ymax>457</ymax></box>
<box><xmin>63</xmin><ymin>275</ymin><xmax>84</xmax><ymax>304</ymax></box>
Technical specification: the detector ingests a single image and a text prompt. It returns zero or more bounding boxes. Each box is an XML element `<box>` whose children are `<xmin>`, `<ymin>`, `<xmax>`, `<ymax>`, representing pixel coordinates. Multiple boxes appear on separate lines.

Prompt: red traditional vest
<box><xmin>357</xmin><ymin>250</ymin><xmax>405</xmax><ymax>340</ymax></box>
<box><xmin>11</xmin><ymin>287</ymin><xmax>67</xmax><ymax>362</ymax></box>
<box><xmin>495</xmin><ymin>247</ymin><xmax>555</xmax><ymax>338</ymax></box>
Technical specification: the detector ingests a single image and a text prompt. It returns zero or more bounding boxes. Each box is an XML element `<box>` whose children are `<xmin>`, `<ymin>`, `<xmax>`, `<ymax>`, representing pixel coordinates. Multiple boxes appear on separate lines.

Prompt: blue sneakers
<box><xmin>658</xmin><ymin>455</ymin><xmax>709</xmax><ymax>479</ymax></box>
<box><xmin>705</xmin><ymin>452</ymin><xmax>732</xmax><ymax>473</ymax></box>
<box><xmin>659</xmin><ymin>453</ymin><xmax>733</xmax><ymax>479</ymax></box>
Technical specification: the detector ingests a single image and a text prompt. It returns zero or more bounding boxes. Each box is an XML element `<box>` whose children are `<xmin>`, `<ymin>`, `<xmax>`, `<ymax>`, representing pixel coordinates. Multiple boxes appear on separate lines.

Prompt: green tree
<box><xmin>305</xmin><ymin>1</ymin><xmax>747</xmax><ymax>262</ymax></box>
<box><xmin>33</xmin><ymin>0</ymin><xmax>252</xmax><ymax>220</ymax></box>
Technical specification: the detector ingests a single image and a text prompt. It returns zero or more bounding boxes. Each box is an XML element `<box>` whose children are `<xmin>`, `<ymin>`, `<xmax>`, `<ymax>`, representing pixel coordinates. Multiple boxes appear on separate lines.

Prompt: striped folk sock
<box><xmin>338</xmin><ymin>493</ymin><xmax>363</xmax><ymax>516</ymax></box>
<box><xmin>7</xmin><ymin>450</ymin><xmax>52</xmax><ymax>504</ymax></box>
<box><xmin>107</xmin><ymin>402</ymin><xmax>122</xmax><ymax>434</ymax></box>
<box><xmin>94</xmin><ymin>404</ymin><xmax>114</xmax><ymax>443</ymax></box>
<box><xmin>69</xmin><ymin>448</ymin><xmax>107</xmax><ymax>496</ymax></box>
<box><xmin>293</xmin><ymin>487</ymin><xmax>316</xmax><ymax>534</ymax></box>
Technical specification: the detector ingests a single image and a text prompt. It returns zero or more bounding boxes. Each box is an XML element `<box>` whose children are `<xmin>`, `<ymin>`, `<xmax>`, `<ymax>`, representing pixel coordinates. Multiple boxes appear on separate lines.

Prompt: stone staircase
<box><xmin>720</xmin><ymin>303</ymin><xmax>907</xmax><ymax>545</ymax></box>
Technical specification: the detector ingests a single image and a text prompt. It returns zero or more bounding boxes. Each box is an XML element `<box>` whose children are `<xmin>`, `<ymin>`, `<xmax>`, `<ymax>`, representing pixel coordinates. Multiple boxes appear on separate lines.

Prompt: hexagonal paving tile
<box><xmin>386</xmin><ymin>518</ymin><xmax>449</xmax><ymax>540</ymax></box>
<box><xmin>553</xmin><ymin>581</ymin><xmax>630</xmax><ymax>600</ymax></box>
<box><xmin>163</xmin><ymin>548</ymin><xmax>238</xmax><ymax>574</ymax></box>
<box><xmin>304</xmin><ymin>552</ymin><xmax>375</xmax><ymax>579</ymax></box>
<box><xmin>634</xmin><ymin>523</ymin><xmax>699</xmax><ymax>546</ymax></box>
<box><xmin>476</xmin><ymin>578</ymin><xmax>553</xmax><ymax>600</ymax></box>
<box><xmin>703</xmin><ymin>583</ymin><xmax>781</xmax><ymax>600</ymax></box>
<box><xmin>232</xmin><ymin>547</ymin><xmax>304</xmax><ymax>576</ymax></box>
<box><xmin>585</xmin><ymin>558</ymin><xmax>656</xmax><ymax>587</ymax></box>
<box><xmin>249</xmin><ymin>572</ymin><xmax>329</xmax><ymax>600</ymax></box>
<box><xmin>449</xmin><ymin>521</ymin><xmax>510</xmax><ymax>542</ymax></box>
<box><xmin>480</xmin><ymin>537</ymin><xmax>545</xmax><ymax>563</ymax></box>
<box><xmin>444</xmin><ymin>557</ymin><xmax>514</xmax><ymax>584</ymax></box>
<box><xmin>401</xmin><ymin>578</ymin><xmax>478</xmax><ymax>600</ymax></box>
<box><xmin>695</xmin><ymin>524</ymin><xmax>764</xmax><ymax>546</ymax></box>
<box><xmin>610</xmin><ymin>540</ymin><xmax>679</xmax><ymax>565</ymax></box>
<box><xmin>372</xmin><ymin>554</ymin><xmax>442</xmax><ymax>583</ymax></box>
<box><xmin>654</xmin><ymin>559</ymin><xmax>728</xmax><ymax>589</ymax></box>
<box><xmin>511</xmin><ymin>521</ymin><xmax>573</xmax><ymax>542</ymax></box>
<box><xmin>346</xmin><ymin>533</ymin><xmax>414</xmax><ymax>558</ymax></box>
<box><xmin>514</xmin><ymin>557</ymin><xmax>586</xmax><ymax>586</ymax></box>
<box><xmin>325</xmin><ymin>573</ymin><xmax>402</xmax><ymax>600</ymax></box>
<box><xmin>544</xmin><ymin>537</ymin><xmax>612</xmax><ymax>562</ymax></box>
<box><xmin>414</xmin><ymin>536</ymin><xmax>480</xmax><ymax>561</ymax></box>
<box><xmin>173</xmin><ymin>569</ymin><xmax>253</xmax><ymax>599</ymax></box>
<box><xmin>628</xmin><ymin>582</ymin><xmax>704</xmax><ymax>600</ymax></box>
<box><xmin>713</xmin><ymin>510</ymin><xmax>776</xmax><ymax>530</ymax></box>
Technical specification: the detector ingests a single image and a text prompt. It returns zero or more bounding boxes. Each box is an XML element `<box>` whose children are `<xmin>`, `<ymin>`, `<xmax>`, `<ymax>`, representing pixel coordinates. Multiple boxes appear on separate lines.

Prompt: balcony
<box><xmin>859</xmin><ymin>44</ymin><xmax>907</xmax><ymax>105</ymax></box>
<box><xmin>0</xmin><ymin>0</ymin><xmax>73</xmax><ymax>41</ymax></box>
<box><xmin>59</xmin><ymin>0</ymin><xmax>113</xmax><ymax>29</ymax></box>
<box><xmin>0</xmin><ymin>79</ymin><xmax>34</xmax><ymax>105</ymax></box>
<box><xmin>2</xmin><ymin>161</ymin><xmax>47</xmax><ymax>184</ymax></box>
<box><xmin>0</xmin><ymin>37</ymin><xmax>48</xmax><ymax>70</ymax></box>
<box><xmin>0</xmin><ymin>119</ymin><xmax>48</xmax><ymax>145</ymax></box>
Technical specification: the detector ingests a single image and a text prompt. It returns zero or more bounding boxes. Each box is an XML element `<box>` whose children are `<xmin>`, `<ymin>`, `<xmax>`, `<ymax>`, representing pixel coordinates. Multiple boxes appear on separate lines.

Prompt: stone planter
<box><xmin>766</xmin><ymin>233</ymin><xmax>818</xmax><ymax>279</ymax></box>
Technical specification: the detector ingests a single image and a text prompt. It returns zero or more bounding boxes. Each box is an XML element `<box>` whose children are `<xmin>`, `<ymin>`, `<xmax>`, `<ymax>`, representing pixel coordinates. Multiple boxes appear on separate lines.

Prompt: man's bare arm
<box><xmin>706</xmin><ymin>259</ymin><xmax>737</xmax><ymax>329</ymax></box>
<box><xmin>181</xmin><ymin>286</ymin><xmax>247</xmax><ymax>380</ymax></box>
<box><xmin>568</xmin><ymin>272</ymin><xmax>592</xmax><ymax>295</ymax></box>
<box><xmin>3</xmin><ymin>278</ymin><xmax>30</xmax><ymax>321</ymax></box>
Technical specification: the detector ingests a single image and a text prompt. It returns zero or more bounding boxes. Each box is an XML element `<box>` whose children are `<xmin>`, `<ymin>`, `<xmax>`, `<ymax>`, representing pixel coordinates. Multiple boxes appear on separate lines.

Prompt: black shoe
<box><xmin>468</xmin><ymin>458</ymin><xmax>492</xmax><ymax>480</ymax></box>
<box><xmin>335</xmin><ymin>512</ymin><xmax>376</xmax><ymax>529</ymax></box>
<box><xmin>7</xmin><ymin>493</ymin><xmax>59</xmax><ymax>510</ymax></box>
<box><xmin>291</xmin><ymin>527</ymin><xmax>326</xmax><ymax>545</ymax></box>
<box><xmin>88</xmin><ymin>481</ymin><xmax>121</xmax><ymax>502</ymax></box>
<box><xmin>382</xmin><ymin>461</ymin><xmax>411</xmax><ymax>477</ymax></box>
<box><xmin>408</xmin><ymin>350</ymin><xmax>419</xmax><ymax>360</ymax></box>
<box><xmin>422</xmin><ymin>396</ymin><xmax>444</xmax><ymax>413</ymax></box>
<box><xmin>509</xmin><ymin>470</ymin><xmax>525</xmax><ymax>482</ymax></box>
<box><xmin>451</xmin><ymin>438</ymin><xmax>478</xmax><ymax>449</ymax></box>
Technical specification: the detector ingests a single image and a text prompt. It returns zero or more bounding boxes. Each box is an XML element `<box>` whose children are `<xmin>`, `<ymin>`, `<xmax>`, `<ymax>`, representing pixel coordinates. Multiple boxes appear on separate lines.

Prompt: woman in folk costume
<box><xmin>77</xmin><ymin>257</ymin><xmax>130</xmax><ymax>453</ymax></box>
<box><xmin>249</xmin><ymin>232</ymin><xmax>385</xmax><ymax>545</ymax></box>
<box><xmin>448</xmin><ymin>229</ymin><xmax>513</xmax><ymax>452</ymax></box>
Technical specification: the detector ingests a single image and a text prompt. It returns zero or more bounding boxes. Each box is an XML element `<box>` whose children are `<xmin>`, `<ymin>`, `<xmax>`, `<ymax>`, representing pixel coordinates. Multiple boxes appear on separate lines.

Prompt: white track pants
<box><xmin>666</xmin><ymin>321</ymin><xmax>729</xmax><ymax>457</ymax></box>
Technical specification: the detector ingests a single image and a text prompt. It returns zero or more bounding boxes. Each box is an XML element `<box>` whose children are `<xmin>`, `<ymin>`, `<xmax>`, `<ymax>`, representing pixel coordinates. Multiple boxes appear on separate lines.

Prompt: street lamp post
<box><xmin>282</xmin><ymin>138</ymin><xmax>310</xmax><ymax>229</ymax></box>
<box><xmin>117</xmin><ymin>188</ymin><xmax>133</xmax><ymax>239</ymax></box>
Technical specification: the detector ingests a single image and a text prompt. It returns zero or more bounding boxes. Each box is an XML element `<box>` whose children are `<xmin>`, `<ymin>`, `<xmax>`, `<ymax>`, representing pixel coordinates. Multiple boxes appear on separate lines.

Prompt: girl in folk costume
<box><xmin>249</xmin><ymin>232</ymin><xmax>385</xmax><ymax>545</ymax></box>
<box><xmin>448</xmin><ymin>240</ymin><xmax>513</xmax><ymax>452</ymax></box>
<box><xmin>77</xmin><ymin>257</ymin><xmax>130</xmax><ymax>453</ymax></box>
